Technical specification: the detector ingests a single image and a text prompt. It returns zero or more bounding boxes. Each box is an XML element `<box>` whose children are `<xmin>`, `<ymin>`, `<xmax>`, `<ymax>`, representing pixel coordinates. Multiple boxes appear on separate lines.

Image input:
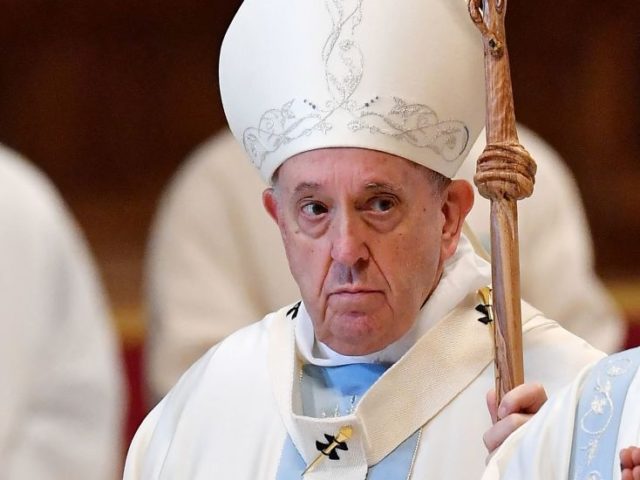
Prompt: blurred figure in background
<box><xmin>145</xmin><ymin>125</ymin><xmax>623</xmax><ymax>401</ymax></box>
<box><xmin>0</xmin><ymin>144</ymin><xmax>124</xmax><ymax>479</ymax></box>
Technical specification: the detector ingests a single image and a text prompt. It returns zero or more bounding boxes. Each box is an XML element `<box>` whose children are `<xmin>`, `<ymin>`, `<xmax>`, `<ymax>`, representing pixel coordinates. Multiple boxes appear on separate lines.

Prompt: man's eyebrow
<box><xmin>293</xmin><ymin>182</ymin><xmax>322</xmax><ymax>194</ymax></box>
<box><xmin>364</xmin><ymin>182</ymin><xmax>402</xmax><ymax>193</ymax></box>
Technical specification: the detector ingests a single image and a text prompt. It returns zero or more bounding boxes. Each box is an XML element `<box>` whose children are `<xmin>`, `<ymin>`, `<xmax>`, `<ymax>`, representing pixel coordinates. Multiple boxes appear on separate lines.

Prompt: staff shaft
<box><xmin>468</xmin><ymin>0</ymin><xmax>536</xmax><ymax>404</ymax></box>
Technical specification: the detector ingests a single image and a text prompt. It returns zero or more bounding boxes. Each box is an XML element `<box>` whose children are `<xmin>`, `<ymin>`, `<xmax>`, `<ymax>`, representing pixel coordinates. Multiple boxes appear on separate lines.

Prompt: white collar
<box><xmin>295</xmin><ymin>234</ymin><xmax>491</xmax><ymax>366</ymax></box>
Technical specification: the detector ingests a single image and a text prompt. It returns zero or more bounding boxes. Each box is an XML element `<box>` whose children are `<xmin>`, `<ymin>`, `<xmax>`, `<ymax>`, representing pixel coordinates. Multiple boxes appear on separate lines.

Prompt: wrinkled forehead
<box><xmin>273</xmin><ymin>147</ymin><xmax>435</xmax><ymax>194</ymax></box>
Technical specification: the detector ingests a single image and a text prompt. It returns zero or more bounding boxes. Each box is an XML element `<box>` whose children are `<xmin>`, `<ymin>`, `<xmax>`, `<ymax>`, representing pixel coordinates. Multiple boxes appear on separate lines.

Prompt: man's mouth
<box><xmin>328</xmin><ymin>287</ymin><xmax>383</xmax><ymax>297</ymax></box>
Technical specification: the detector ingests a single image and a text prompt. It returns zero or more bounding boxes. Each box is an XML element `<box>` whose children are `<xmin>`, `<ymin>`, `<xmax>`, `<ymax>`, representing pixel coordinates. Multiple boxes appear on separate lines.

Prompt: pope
<box><xmin>124</xmin><ymin>0</ymin><xmax>603</xmax><ymax>478</ymax></box>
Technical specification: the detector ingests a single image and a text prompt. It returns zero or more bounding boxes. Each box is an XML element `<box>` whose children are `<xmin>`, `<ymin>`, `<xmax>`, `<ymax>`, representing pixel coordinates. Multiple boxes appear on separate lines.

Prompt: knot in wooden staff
<box><xmin>468</xmin><ymin>0</ymin><xmax>537</xmax><ymax>406</ymax></box>
<box><xmin>475</xmin><ymin>143</ymin><xmax>536</xmax><ymax>201</ymax></box>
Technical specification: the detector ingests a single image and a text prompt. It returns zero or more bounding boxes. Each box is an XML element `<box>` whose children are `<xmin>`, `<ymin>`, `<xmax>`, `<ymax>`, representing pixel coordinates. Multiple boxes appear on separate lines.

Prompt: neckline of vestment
<box><xmin>300</xmin><ymin>363</ymin><xmax>391</xmax><ymax>416</ymax></box>
<box><xmin>269</xmin><ymin>293</ymin><xmax>501</xmax><ymax>468</ymax></box>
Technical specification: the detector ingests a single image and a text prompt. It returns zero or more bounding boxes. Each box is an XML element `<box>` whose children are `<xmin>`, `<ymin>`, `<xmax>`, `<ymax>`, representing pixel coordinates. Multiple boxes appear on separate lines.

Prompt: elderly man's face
<box><xmin>263</xmin><ymin>148</ymin><xmax>472</xmax><ymax>355</ymax></box>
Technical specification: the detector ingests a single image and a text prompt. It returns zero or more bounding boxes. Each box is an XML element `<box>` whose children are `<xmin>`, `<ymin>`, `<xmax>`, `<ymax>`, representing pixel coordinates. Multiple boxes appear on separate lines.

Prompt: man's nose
<box><xmin>329</xmin><ymin>212</ymin><xmax>370</xmax><ymax>267</ymax></box>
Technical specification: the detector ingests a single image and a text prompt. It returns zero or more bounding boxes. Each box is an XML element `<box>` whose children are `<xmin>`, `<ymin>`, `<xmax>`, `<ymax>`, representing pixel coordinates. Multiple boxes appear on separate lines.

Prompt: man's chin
<box><xmin>321</xmin><ymin>312</ymin><xmax>389</xmax><ymax>356</ymax></box>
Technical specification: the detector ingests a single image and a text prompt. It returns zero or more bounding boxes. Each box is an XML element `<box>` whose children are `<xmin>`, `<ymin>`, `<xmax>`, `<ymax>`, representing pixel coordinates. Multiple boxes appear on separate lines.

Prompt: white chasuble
<box><xmin>124</xmin><ymin>240</ymin><xmax>604</xmax><ymax>479</ymax></box>
<box><xmin>124</xmin><ymin>302</ymin><xmax>602</xmax><ymax>479</ymax></box>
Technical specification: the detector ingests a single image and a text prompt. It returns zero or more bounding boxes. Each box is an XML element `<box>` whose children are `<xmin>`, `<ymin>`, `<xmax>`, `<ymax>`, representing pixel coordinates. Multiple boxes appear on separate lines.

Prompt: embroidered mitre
<box><xmin>219</xmin><ymin>0</ymin><xmax>485</xmax><ymax>183</ymax></box>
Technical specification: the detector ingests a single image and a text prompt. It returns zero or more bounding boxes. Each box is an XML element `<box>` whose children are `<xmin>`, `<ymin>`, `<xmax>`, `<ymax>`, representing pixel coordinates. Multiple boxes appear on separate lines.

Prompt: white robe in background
<box><xmin>0</xmin><ymin>146</ymin><xmax>124</xmax><ymax>479</ymax></box>
<box><xmin>127</xmin><ymin>237</ymin><xmax>603</xmax><ymax>479</ymax></box>
<box><xmin>482</xmin><ymin>347</ymin><xmax>640</xmax><ymax>480</ymax></box>
<box><xmin>145</xmin><ymin>124</ymin><xmax>622</xmax><ymax>400</ymax></box>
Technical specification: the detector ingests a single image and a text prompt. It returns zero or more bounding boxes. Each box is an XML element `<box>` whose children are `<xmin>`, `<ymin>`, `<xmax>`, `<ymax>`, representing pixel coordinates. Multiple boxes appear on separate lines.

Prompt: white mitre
<box><xmin>220</xmin><ymin>0</ymin><xmax>485</xmax><ymax>184</ymax></box>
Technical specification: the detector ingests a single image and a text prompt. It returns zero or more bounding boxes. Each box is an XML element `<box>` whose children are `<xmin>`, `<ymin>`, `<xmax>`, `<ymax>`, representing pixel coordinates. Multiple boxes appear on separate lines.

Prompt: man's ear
<box><xmin>262</xmin><ymin>187</ymin><xmax>280</xmax><ymax>224</ymax></box>
<box><xmin>440</xmin><ymin>179</ymin><xmax>474</xmax><ymax>260</ymax></box>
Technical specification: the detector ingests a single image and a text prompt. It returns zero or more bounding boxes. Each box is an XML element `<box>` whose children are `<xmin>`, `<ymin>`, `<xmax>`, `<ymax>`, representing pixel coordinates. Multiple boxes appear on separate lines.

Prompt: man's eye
<box><xmin>369</xmin><ymin>197</ymin><xmax>395</xmax><ymax>212</ymax></box>
<box><xmin>301</xmin><ymin>202</ymin><xmax>328</xmax><ymax>216</ymax></box>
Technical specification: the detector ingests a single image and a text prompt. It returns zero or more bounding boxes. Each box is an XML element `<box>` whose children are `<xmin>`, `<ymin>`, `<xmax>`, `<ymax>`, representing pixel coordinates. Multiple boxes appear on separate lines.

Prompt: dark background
<box><xmin>1</xmin><ymin>0</ymin><xmax>638</xmax><ymax>438</ymax></box>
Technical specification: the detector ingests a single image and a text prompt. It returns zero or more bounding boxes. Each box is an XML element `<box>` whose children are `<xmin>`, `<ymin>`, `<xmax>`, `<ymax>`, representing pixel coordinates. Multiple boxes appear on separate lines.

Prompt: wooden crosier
<box><xmin>468</xmin><ymin>0</ymin><xmax>537</xmax><ymax>405</ymax></box>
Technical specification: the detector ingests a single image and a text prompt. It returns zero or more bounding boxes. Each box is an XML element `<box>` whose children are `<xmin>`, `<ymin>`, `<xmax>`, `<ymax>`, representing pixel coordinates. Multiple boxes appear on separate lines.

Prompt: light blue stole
<box><xmin>569</xmin><ymin>347</ymin><xmax>640</xmax><ymax>480</ymax></box>
<box><xmin>276</xmin><ymin>363</ymin><xmax>421</xmax><ymax>479</ymax></box>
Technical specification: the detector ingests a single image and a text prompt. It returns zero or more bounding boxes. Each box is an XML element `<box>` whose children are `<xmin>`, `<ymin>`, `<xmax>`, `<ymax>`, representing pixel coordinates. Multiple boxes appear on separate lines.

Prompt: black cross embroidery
<box><xmin>302</xmin><ymin>426</ymin><xmax>353</xmax><ymax>475</ymax></box>
<box><xmin>475</xmin><ymin>303</ymin><xmax>493</xmax><ymax>325</ymax></box>
<box><xmin>315</xmin><ymin>433</ymin><xmax>349</xmax><ymax>460</ymax></box>
<box><xmin>286</xmin><ymin>301</ymin><xmax>301</xmax><ymax>320</ymax></box>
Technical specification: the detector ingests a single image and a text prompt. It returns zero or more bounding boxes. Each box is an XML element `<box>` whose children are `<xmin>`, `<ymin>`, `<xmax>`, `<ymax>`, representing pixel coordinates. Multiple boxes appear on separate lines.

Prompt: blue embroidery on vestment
<box><xmin>569</xmin><ymin>347</ymin><xmax>640</xmax><ymax>480</ymax></box>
